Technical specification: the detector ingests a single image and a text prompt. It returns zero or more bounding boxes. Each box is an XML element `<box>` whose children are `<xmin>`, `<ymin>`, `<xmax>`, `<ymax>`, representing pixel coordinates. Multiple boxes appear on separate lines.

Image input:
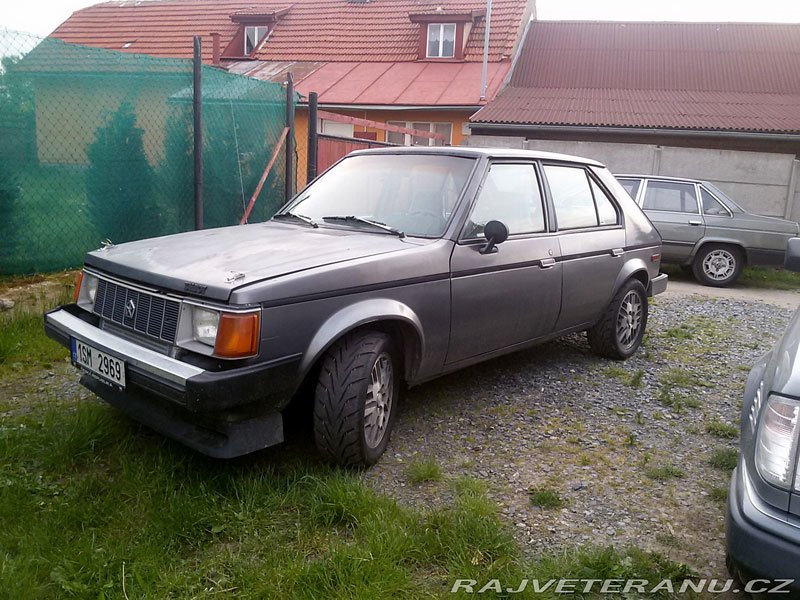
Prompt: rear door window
<box><xmin>643</xmin><ymin>180</ymin><xmax>699</xmax><ymax>214</ymax></box>
<box><xmin>544</xmin><ymin>165</ymin><xmax>597</xmax><ymax>229</ymax></box>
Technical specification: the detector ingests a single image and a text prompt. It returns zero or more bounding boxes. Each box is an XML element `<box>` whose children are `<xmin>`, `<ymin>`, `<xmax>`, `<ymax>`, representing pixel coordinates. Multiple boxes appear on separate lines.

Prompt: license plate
<box><xmin>70</xmin><ymin>338</ymin><xmax>126</xmax><ymax>389</ymax></box>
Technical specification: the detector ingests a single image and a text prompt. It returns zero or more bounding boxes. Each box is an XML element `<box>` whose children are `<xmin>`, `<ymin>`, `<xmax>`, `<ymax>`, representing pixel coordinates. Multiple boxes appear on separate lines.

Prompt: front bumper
<box><xmin>726</xmin><ymin>462</ymin><xmax>800</xmax><ymax>591</ymax></box>
<box><xmin>44</xmin><ymin>305</ymin><xmax>301</xmax><ymax>458</ymax></box>
<box><xmin>649</xmin><ymin>273</ymin><xmax>668</xmax><ymax>296</ymax></box>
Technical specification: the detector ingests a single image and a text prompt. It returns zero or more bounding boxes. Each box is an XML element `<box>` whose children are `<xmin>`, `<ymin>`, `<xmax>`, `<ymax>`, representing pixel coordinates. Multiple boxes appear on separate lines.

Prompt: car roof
<box><xmin>616</xmin><ymin>173</ymin><xmax>711</xmax><ymax>186</ymax></box>
<box><xmin>349</xmin><ymin>145</ymin><xmax>605</xmax><ymax>167</ymax></box>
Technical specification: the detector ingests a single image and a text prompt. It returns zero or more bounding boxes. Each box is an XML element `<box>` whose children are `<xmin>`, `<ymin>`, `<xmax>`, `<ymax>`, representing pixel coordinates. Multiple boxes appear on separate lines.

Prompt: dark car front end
<box><xmin>726</xmin><ymin>242</ymin><xmax>800</xmax><ymax>590</ymax></box>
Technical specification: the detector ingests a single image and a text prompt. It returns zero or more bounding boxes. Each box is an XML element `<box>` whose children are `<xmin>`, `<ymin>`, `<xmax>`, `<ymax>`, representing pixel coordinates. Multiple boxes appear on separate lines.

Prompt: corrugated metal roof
<box><xmin>52</xmin><ymin>0</ymin><xmax>530</xmax><ymax>63</ymax></box>
<box><xmin>228</xmin><ymin>59</ymin><xmax>512</xmax><ymax>105</ymax></box>
<box><xmin>472</xmin><ymin>21</ymin><xmax>800</xmax><ymax>133</ymax></box>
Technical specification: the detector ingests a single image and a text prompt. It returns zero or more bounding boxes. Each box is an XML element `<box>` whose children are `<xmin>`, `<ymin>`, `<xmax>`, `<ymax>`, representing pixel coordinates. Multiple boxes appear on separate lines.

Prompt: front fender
<box><xmin>297</xmin><ymin>298</ymin><xmax>425</xmax><ymax>386</ymax></box>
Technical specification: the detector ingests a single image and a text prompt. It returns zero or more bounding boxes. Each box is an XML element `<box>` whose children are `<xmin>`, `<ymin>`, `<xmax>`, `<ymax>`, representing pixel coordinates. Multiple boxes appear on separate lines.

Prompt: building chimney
<box><xmin>211</xmin><ymin>32</ymin><xmax>221</xmax><ymax>66</ymax></box>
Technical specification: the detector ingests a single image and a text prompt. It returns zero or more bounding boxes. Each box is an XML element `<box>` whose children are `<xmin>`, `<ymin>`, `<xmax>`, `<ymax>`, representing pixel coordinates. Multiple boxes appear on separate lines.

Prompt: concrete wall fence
<box><xmin>467</xmin><ymin>135</ymin><xmax>800</xmax><ymax>222</ymax></box>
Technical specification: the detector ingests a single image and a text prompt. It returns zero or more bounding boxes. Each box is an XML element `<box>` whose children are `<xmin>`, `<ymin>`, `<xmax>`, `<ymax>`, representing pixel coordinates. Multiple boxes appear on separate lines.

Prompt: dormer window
<box><xmin>244</xmin><ymin>26</ymin><xmax>269</xmax><ymax>54</ymax></box>
<box><xmin>427</xmin><ymin>23</ymin><xmax>456</xmax><ymax>58</ymax></box>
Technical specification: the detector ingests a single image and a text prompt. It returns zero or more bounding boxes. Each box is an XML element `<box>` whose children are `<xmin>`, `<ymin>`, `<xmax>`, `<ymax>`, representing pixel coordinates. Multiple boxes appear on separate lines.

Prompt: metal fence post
<box><xmin>307</xmin><ymin>91</ymin><xmax>318</xmax><ymax>183</ymax></box>
<box><xmin>285</xmin><ymin>72</ymin><xmax>294</xmax><ymax>202</ymax></box>
<box><xmin>193</xmin><ymin>35</ymin><xmax>204</xmax><ymax>230</ymax></box>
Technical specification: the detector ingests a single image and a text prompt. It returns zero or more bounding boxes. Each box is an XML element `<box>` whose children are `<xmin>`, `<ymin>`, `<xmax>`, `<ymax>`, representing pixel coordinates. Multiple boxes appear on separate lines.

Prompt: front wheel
<box><xmin>692</xmin><ymin>244</ymin><xmax>743</xmax><ymax>287</ymax></box>
<box><xmin>313</xmin><ymin>331</ymin><xmax>399</xmax><ymax>466</ymax></box>
<box><xmin>587</xmin><ymin>279</ymin><xmax>648</xmax><ymax>360</ymax></box>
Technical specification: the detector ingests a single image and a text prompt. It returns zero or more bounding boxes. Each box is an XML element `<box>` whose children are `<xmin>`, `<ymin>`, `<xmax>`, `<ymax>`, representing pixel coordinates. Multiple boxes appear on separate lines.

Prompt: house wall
<box><xmin>295</xmin><ymin>107</ymin><xmax>473</xmax><ymax>188</ymax></box>
<box><xmin>468</xmin><ymin>134</ymin><xmax>800</xmax><ymax>221</ymax></box>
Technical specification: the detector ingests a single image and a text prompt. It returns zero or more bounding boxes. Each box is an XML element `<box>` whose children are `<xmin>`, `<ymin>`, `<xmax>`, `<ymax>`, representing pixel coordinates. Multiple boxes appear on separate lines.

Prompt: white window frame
<box><xmin>426</xmin><ymin>23</ymin><xmax>456</xmax><ymax>58</ymax></box>
<box><xmin>244</xmin><ymin>26</ymin><xmax>269</xmax><ymax>55</ymax></box>
<box><xmin>386</xmin><ymin>121</ymin><xmax>452</xmax><ymax>146</ymax></box>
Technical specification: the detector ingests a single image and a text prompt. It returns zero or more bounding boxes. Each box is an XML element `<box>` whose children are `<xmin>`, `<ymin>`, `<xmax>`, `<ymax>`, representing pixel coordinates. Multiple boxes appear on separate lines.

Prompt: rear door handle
<box><xmin>688</xmin><ymin>220</ymin><xmax>702</xmax><ymax>226</ymax></box>
<box><xmin>611</xmin><ymin>248</ymin><xmax>623</xmax><ymax>257</ymax></box>
<box><xmin>540</xmin><ymin>258</ymin><xmax>556</xmax><ymax>268</ymax></box>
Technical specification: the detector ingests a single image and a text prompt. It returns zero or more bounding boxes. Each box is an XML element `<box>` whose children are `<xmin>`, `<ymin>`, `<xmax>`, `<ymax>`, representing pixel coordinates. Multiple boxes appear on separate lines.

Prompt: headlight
<box><xmin>75</xmin><ymin>271</ymin><xmax>99</xmax><ymax>311</ymax></box>
<box><xmin>192</xmin><ymin>307</ymin><xmax>220</xmax><ymax>347</ymax></box>
<box><xmin>755</xmin><ymin>394</ymin><xmax>800</xmax><ymax>490</ymax></box>
<box><xmin>179</xmin><ymin>304</ymin><xmax>260</xmax><ymax>359</ymax></box>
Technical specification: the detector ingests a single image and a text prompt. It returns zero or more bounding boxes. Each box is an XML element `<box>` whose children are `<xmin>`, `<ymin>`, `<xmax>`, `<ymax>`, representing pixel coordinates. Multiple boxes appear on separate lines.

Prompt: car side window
<box><xmin>465</xmin><ymin>163</ymin><xmax>545</xmax><ymax>238</ymax></box>
<box><xmin>700</xmin><ymin>187</ymin><xmax>732</xmax><ymax>217</ymax></box>
<box><xmin>642</xmin><ymin>181</ymin><xmax>699</xmax><ymax>214</ymax></box>
<box><xmin>590</xmin><ymin>179</ymin><xmax>619</xmax><ymax>226</ymax></box>
<box><xmin>618</xmin><ymin>178</ymin><xmax>641</xmax><ymax>200</ymax></box>
<box><xmin>544</xmin><ymin>165</ymin><xmax>598</xmax><ymax>230</ymax></box>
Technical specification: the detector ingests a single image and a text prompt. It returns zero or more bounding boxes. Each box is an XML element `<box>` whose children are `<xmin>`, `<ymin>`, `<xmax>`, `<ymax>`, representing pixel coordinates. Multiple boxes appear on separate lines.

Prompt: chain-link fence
<box><xmin>0</xmin><ymin>30</ymin><xmax>294</xmax><ymax>276</ymax></box>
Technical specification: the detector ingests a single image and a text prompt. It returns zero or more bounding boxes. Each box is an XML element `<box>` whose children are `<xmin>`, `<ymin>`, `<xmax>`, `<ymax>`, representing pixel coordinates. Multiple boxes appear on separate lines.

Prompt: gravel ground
<box><xmin>363</xmin><ymin>294</ymin><xmax>793</xmax><ymax>578</ymax></box>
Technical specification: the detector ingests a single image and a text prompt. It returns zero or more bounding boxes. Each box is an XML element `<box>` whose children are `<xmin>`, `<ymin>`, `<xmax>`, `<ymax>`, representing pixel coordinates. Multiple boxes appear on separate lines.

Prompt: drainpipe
<box><xmin>480</xmin><ymin>0</ymin><xmax>492</xmax><ymax>101</ymax></box>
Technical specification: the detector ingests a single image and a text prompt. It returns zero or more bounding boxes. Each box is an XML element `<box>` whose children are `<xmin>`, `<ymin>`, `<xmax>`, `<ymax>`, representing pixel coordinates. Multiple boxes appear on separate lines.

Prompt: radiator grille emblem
<box><xmin>125</xmin><ymin>298</ymin><xmax>136</xmax><ymax>319</ymax></box>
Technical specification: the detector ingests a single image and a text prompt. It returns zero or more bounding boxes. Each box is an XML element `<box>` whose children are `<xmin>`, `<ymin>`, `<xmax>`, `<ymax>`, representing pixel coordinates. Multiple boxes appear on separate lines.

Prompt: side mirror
<box><xmin>785</xmin><ymin>238</ymin><xmax>800</xmax><ymax>272</ymax></box>
<box><xmin>479</xmin><ymin>220</ymin><xmax>509</xmax><ymax>255</ymax></box>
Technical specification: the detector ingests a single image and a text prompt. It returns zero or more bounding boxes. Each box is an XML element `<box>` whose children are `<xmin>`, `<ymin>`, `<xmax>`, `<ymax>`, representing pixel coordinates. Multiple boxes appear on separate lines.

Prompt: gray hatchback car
<box><xmin>726</xmin><ymin>238</ymin><xmax>800</xmax><ymax>592</ymax></box>
<box><xmin>45</xmin><ymin>147</ymin><xmax>666</xmax><ymax>466</ymax></box>
<box><xmin>617</xmin><ymin>175</ymin><xmax>799</xmax><ymax>287</ymax></box>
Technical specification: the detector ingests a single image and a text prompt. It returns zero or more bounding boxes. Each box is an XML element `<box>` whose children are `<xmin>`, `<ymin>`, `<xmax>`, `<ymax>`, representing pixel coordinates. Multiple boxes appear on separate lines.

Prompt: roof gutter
<box><xmin>297</xmin><ymin>102</ymin><xmax>482</xmax><ymax>111</ymax></box>
<box><xmin>468</xmin><ymin>122</ymin><xmax>800</xmax><ymax>144</ymax></box>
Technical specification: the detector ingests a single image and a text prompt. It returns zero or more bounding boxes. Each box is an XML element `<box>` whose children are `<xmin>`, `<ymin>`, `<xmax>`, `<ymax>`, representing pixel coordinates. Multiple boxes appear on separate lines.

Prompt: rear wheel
<box><xmin>313</xmin><ymin>331</ymin><xmax>399</xmax><ymax>466</ymax></box>
<box><xmin>692</xmin><ymin>244</ymin><xmax>743</xmax><ymax>287</ymax></box>
<box><xmin>587</xmin><ymin>279</ymin><xmax>648</xmax><ymax>360</ymax></box>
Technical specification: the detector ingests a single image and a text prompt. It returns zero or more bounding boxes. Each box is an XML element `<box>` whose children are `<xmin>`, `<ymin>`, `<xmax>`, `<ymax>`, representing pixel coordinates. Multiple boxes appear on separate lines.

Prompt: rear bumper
<box><xmin>726</xmin><ymin>462</ymin><xmax>800</xmax><ymax>591</ymax></box>
<box><xmin>44</xmin><ymin>304</ymin><xmax>301</xmax><ymax>458</ymax></box>
<box><xmin>649</xmin><ymin>273</ymin><xmax>668</xmax><ymax>296</ymax></box>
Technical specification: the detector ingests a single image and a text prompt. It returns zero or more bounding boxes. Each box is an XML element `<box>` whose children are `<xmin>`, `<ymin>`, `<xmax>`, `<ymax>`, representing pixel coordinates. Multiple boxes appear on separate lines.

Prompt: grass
<box><xmin>705</xmin><ymin>420</ymin><xmax>739</xmax><ymax>440</ymax></box>
<box><xmin>644</xmin><ymin>463</ymin><xmax>686</xmax><ymax>481</ymax></box>
<box><xmin>406</xmin><ymin>457</ymin><xmax>443</xmax><ymax>485</ymax></box>
<box><xmin>0</xmin><ymin>395</ymin><xmax>697</xmax><ymax>598</ymax></box>
<box><xmin>0</xmin><ymin>285</ymin><xmax>73</xmax><ymax>380</ymax></box>
<box><xmin>602</xmin><ymin>366</ymin><xmax>645</xmax><ymax>388</ymax></box>
<box><xmin>709</xmin><ymin>486</ymin><xmax>729</xmax><ymax>503</ymax></box>
<box><xmin>528</xmin><ymin>486</ymin><xmax>566</xmax><ymax>509</ymax></box>
<box><xmin>710</xmin><ymin>447</ymin><xmax>739</xmax><ymax>471</ymax></box>
<box><xmin>739</xmin><ymin>266</ymin><xmax>800</xmax><ymax>290</ymax></box>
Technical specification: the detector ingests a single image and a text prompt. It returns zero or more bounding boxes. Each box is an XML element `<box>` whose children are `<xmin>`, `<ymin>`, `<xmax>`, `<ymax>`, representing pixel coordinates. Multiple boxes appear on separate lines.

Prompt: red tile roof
<box><xmin>472</xmin><ymin>21</ymin><xmax>800</xmax><ymax>133</ymax></box>
<box><xmin>52</xmin><ymin>0</ymin><xmax>530</xmax><ymax>63</ymax></box>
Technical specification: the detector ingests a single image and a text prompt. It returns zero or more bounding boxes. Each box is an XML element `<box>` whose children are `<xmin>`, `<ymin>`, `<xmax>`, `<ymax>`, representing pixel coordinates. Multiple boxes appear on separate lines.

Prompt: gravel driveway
<box><xmin>363</xmin><ymin>293</ymin><xmax>793</xmax><ymax>579</ymax></box>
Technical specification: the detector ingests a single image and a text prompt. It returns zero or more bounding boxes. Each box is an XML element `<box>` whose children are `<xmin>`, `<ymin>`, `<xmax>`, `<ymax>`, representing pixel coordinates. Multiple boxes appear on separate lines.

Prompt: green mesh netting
<box><xmin>0</xmin><ymin>31</ymin><xmax>294</xmax><ymax>275</ymax></box>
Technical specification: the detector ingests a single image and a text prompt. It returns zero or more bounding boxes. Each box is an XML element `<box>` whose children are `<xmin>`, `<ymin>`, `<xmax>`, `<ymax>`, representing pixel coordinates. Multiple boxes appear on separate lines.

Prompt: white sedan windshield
<box><xmin>282</xmin><ymin>154</ymin><xmax>476</xmax><ymax>237</ymax></box>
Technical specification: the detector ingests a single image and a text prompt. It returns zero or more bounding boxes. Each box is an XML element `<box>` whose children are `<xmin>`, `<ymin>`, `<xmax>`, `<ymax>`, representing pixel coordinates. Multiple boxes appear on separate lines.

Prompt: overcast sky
<box><xmin>3</xmin><ymin>0</ymin><xmax>800</xmax><ymax>37</ymax></box>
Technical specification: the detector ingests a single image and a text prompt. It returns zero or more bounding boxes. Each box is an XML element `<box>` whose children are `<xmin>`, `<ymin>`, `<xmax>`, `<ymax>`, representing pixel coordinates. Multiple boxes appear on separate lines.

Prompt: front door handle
<box><xmin>540</xmin><ymin>258</ymin><xmax>556</xmax><ymax>268</ymax></box>
<box><xmin>611</xmin><ymin>248</ymin><xmax>623</xmax><ymax>257</ymax></box>
<box><xmin>688</xmin><ymin>220</ymin><xmax>702</xmax><ymax>226</ymax></box>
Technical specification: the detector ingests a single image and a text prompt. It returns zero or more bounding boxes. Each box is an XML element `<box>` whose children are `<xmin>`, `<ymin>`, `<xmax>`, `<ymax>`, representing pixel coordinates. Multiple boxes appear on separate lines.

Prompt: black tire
<box><xmin>313</xmin><ymin>331</ymin><xmax>399</xmax><ymax>467</ymax></box>
<box><xmin>587</xmin><ymin>278</ymin><xmax>648</xmax><ymax>360</ymax></box>
<box><xmin>692</xmin><ymin>244</ymin><xmax>743</xmax><ymax>287</ymax></box>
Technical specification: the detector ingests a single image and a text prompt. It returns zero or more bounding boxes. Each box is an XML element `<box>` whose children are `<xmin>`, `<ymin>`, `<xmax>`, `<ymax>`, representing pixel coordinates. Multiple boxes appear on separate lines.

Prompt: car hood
<box><xmin>84</xmin><ymin>221</ymin><xmax>424</xmax><ymax>301</ymax></box>
<box><xmin>769</xmin><ymin>307</ymin><xmax>800</xmax><ymax>398</ymax></box>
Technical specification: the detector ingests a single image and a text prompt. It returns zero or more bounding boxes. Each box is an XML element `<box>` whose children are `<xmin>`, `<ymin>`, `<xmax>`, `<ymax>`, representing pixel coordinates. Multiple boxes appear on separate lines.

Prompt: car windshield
<box><xmin>280</xmin><ymin>153</ymin><xmax>476</xmax><ymax>237</ymax></box>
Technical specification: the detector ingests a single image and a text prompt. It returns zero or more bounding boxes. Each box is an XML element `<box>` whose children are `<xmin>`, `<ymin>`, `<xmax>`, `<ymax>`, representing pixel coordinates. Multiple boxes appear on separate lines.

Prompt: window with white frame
<box><xmin>426</xmin><ymin>23</ymin><xmax>456</xmax><ymax>58</ymax></box>
<box><xmin>386</xmin><ymin>121</ymin><xmax>452</xmax><ymax>146</ymax></box>
<box><xmin>244</xmin><ymin>26</ymin><xmax>269</xmax><ymax>54</ymax></box>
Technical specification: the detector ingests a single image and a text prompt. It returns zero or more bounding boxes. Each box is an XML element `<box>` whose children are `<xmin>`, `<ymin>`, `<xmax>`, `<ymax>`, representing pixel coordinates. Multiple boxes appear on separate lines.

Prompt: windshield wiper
<box><xmin>322</xmin><ymin>215</ymin><xmax>405</xmax><ymax>238</ymax></box>
<box><xmin>272</xmin><ymin>212</ymin><xmax>318</xmax><ymax>228</ymax></box>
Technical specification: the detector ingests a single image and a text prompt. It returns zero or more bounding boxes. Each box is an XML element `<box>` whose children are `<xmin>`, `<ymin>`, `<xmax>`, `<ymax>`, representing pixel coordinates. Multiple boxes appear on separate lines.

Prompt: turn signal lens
<box><xmin>755</xmin><ymin>394</ymin><xmax>800</xmax><ymax>490</ymax></box>
<box><xmin>214</xmin><ymin>312</ymin><xmax>260</xmax><ymax>358</ymax></box>
<box><xmin>73</xmin><ymin>271</ymin><xmax>84</xmax><ymax>302</ymax></box>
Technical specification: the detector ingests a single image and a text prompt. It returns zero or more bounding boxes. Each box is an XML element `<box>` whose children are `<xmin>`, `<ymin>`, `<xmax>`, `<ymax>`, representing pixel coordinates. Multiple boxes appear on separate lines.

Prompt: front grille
<box><xmin>93</xmin><ymin>278</ymin><xmax>181</xmax><ymax>344</ymax></box>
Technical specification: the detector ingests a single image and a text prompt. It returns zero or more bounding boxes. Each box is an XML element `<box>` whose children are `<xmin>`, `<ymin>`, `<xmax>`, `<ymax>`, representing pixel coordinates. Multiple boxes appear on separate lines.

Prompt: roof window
<box><xmin>427</xmin><ymin>23</ymin><xmax>456</xmax><ymax>58</ymax></box>
<box><xmin>244</xmin><ymin>26</ymin><xmax>269</xmax><ymax>55</ymax></box>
